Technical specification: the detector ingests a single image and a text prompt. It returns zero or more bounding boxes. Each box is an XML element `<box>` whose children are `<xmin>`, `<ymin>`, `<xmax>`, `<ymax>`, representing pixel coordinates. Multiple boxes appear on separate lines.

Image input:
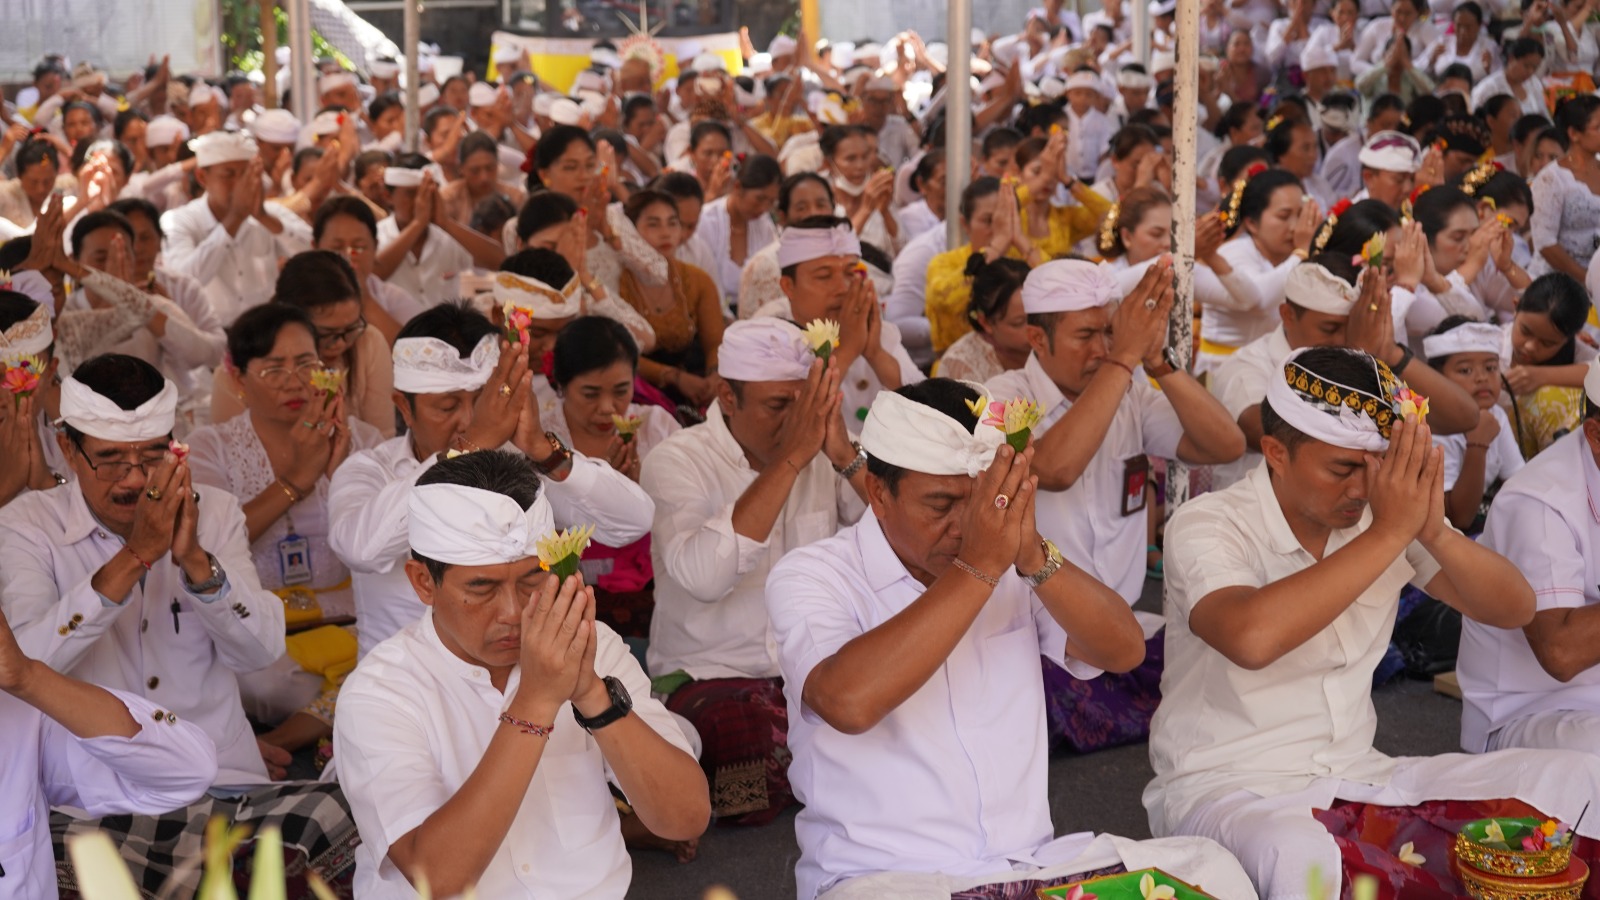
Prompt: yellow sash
<box><xmin>1199</xmin><ymin>337</ymin><xmax>1240</xmax><ymax>357</ymax></box>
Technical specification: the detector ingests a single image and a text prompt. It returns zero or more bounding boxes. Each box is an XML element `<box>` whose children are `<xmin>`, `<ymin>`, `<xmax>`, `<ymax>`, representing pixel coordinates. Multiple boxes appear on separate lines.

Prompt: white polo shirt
<box><xmin>1461</xmin><ymin>430</ymin><xmax>1600</xmax><ymax>751</ymax></box>
<box><xmin>1146</xmin><ymin>463</ymin><xmax>1444</xmax><ymax>835</ymax></box>
<box><xmin>641</xmin><ymin>405</ymin><xmax>863</xmax><ymax>681</ymax></box>
<box><xmin>986</xmin><ymin>355</ymin><xmax>1184</xmax><ymax>606</ymax></box>
<box><xmin>766</xmin><ymin>514</ymin><xmax>1097</xmax><ymax>900</ymax></box>
<box><xmin>334</xmin><ymin>610</ymin><xmax>695</xmax><ymax>899</ymax></box>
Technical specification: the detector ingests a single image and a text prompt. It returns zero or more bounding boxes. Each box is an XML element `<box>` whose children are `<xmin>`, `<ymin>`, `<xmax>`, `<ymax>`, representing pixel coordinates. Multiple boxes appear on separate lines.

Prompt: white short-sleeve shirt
<box><xmin>1461</xmin><ymin>430</ymin><xmax>1600</xmax><ymax>751</ymax></box>
<box><xmin>986</xmin><ymin>354</ymin><xmax>1184</xmax><ymax>605</ymax></box>
<box><xmin>1146</xmin><ymin>463</ymin><xmax>1443</xmax><ymax>835</ymax></box>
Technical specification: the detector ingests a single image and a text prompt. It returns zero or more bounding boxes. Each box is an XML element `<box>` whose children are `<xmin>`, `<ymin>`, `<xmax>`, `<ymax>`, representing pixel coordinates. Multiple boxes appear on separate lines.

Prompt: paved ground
<box><xmin>627</xmin><ymin>580</ymin><xmax>1467</xmax><ymax>900</ymax></box>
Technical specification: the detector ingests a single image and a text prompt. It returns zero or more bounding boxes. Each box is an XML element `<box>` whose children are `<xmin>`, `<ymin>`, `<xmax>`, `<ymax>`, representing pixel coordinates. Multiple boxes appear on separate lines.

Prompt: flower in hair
<box><xmin>983</xmin><ymin>397</ymin><xmax>1044</xmax><ymax>452</ymax></box>
<box><xmin>1353</xmin><ymin>233</ymin><xmax>1386</xmax><ymax>270</ymax></box>
<box><xmin>537</xmin><ymin>524</ymin><xmax>596</xmax><ymax>578</ymax></box>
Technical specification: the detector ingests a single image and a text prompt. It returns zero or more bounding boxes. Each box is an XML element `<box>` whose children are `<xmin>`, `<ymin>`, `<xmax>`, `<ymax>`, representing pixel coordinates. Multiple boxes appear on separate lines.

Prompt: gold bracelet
<box><xmin>952</xmin><ymin>558</ymin><xmax>999</xmax><ymax>587</ymax></box>
<box><xmin>276</xmin><ymin>478</ymin><xmax>302</xmax><ymax>503</ymax></box>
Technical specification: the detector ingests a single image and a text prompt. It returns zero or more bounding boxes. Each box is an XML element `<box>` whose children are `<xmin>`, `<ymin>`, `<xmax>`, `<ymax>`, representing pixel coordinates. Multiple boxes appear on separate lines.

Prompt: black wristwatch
<box><xmin>1391</xmin><ymin>342</ymin><xmax>1414</xmax><ymax>375</ymax></box>
<box><xmin>572</xmin><ymin>675</ymin><xmax>633</xmax><ymax>732</ymax></box>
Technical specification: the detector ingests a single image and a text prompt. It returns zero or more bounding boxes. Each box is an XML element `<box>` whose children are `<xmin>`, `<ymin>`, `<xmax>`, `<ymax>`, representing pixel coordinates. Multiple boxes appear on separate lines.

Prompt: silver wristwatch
<box><xmin>182</xmin><ymin>552</ymin><xmax>225</xmax><ymax>594</ymax></box>
<box><xmin>835</xmin><ymin>441</ymin><xmax>867</xmax><ymax>479</ymax></box>
<box><xmin>1021</xmin><ymin>540</ymin><xmax>1065</xmax><ymax>589</ymax></box>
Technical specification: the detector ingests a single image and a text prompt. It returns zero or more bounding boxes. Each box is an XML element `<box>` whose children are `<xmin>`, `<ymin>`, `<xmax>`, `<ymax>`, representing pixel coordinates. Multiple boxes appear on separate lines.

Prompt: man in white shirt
<box><xmin>334</xmin><ymin>450</ymin><xmax>708</xmax><ymax>899</ymax></box>
<box><xmin>753</xmin><ymin>217</ymin><xmax>923</xmax><ymax>431</ymax></box>
<box><xmin>987</xmin><ymin>259</ymin><xmax>1244</xmax><ymax>749</ymax></box>
<box><xmin>1211</xmin><ymin>260</ymin><xmax>1478</xmax><ymax>490</ymax></box>
<box><xmin>1460</xmin><ymin>359</ymin><xmax>1600</xmax><ymax>755</ymax></box>
<box><xmin>1354</xmin><ymin>129</ymin><xmax>1421</xmax><ymax>209</ymax></box>
<box><xmin>375</xmin><ymin>161</ymin><xmax>505</xmax><ymax>308</ymax></box>
<box><xmin>0</xmin><ymin>601</ymin><xmax>216</xmax><ymax>900</ymax></box>
<box><xmin>767</xmin><ymin>380</ymin><xmax>1256</xmax><ymax>900</ymax></box>
<box><xmin>328</xmin><ymin>303</ymin><xmax>653</xmax><ymax>658</ymax></box>
<box><xmin>1150</xmin><ymin>345</ymin><xmax>1600</xmax><ymax>898</ymax></box>
<box><xmin>860</xmin><ymin>77</ymin><xmax>919</xmax><ymax>169</ymax></box>
<box><xmin>159</xmin><ymin>131</ymin><xmax>286</xmax><ymax>324</ymax></box>
<box><xmin>643</xmin><ymin>319</ymin><xmax>867</xmax><ymax>824</ymax></box>
<box><xmin>0</xmin><ymin>354</ymin><xmax>286</xmax><ymax>786</ymax></box>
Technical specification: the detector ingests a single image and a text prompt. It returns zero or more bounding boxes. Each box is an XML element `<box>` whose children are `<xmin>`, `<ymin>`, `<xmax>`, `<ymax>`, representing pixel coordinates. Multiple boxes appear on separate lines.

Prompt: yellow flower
<box><xmin>801</xmin><ymin>319</ymin><xmax>842</xmax><ymax>360</ymax></box>
<box><xmin>983</xmin><ymin>397</ymin><xmax>1044</xmax><ymax>450</ymax></box>
<box><xmin>964</xmin><ymin>394</ymin><xmax>990</xmax><ymax>418</ymax></box>
<box><xmin>1359</xmin><ymin>232</ymin><xmax>1386</xmax><ymax>268</ymax></box>
<box><xmin>1485</xmin><ymin>819</ymin><xmax>1507</xmax><ymax>846</ymax></box>
<box><xmin>1392</xmin><ymin>386</ymin><xmax>1429</xmax><ymax>420</ymax></box>
<box><xmin>309</xmin><ymin>367</ymin><xmax>346</xmax><ymax>398</ymax></box>
<box><xmin>1139</xmin><ymin>872</ymin><xmax>1176</xmax><ymax>900</ymax></box>
<box><xmin>1397</xmin><ymin>841</ymin><xmax>1426</xmax><ymax>866</ymax></box>
<box><xmin>1542</xmin><ymin>820</ymin><xmax>1560</xmax><ymax>837</ymax></box>
<box><xmin>612</xmin><ymin>413</ymin><xmax>643</xmax><ymax>443</ymax></box>
<box><xmin>536</xmin><ymin>524</ymin><xmax>596</xmax><ymax>578</ymax></box>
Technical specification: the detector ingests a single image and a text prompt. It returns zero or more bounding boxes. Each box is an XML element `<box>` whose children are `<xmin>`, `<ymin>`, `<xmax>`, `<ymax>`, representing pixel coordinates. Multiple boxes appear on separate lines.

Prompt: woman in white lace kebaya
<box><xmin>935</xmin><ymin>256</ymin><xmax>1033</xmax><ymax>384</ymax></box>
<box><xmin>1528</xmin><ymin>95</ymin><xmax>1600</xmax><ymax>282</ymax></box>
<box><xmin>186</xmin><ymin>302</ymin><xmax>381</xmax><ymax>761</ymax></box>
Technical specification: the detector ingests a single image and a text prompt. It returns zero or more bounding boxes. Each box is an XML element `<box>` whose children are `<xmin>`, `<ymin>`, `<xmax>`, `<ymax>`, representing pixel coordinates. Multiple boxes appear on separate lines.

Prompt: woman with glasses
<box><xmin>186</xmin><ymin>302</ymin><xmax>382</xmax><ymax>764</ymax></box>
<box><xmin>211</xmin><ymin>250</ymin><xmax>396</xmax><ymax>438</ymax></box>
<box><xmin>313</xmin><ymin>195</ymin><xmax>424</xmax><ymax>344</ymax></box>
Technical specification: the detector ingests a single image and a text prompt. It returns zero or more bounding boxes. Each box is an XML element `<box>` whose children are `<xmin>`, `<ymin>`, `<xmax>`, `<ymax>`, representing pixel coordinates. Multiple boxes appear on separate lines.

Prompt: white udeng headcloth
<box><xmin>494</xmin><ymin>270</ymin><xmax>582</xmax><ymax>318</ymax></box>
<box><xmin>59</xmin><ymin>375</ymin><xmax>178</xmax><ymax>443</ymax></box>
<box><xmin>408</xmin><ymin>482</ymin><xmax>555</xmax><ymax>566</ymax></box>
<box><xmin>1021</xmin><ymin>259</ymin><xmax>1121</xmax><ymax>314</ymax></box>
<box><xmin>1283</xmin><ymin>263</ymin><xmax>1357</xmax><ymax>316</ymax></box>
<box><xmin>0</xmin><ymin>303</ymin><xmax>53</xmax><ymax>359</ymax></box>
<box><xmin>717</xmin><ymin>319</ymin><xmax>814</xmax><ymax>382</ymax></box>
<box><xmin>1421</xmin><ymin>322</ymin><xmax>1503</xmax><ymax>359</ymax></box>
<box><xmin>777</xmin><ymin>223</ymin><xmax>861</xmax><ymax>269</ymax></box>
<box><xmin>393</xmin><ymin>334</ymin><xmax>501</xmax><ymax>394</ymax></box>
<box><xmin>1264</xmin><ymin>347</ymin><xmax>1390</xmax><ymax>452</ymax></box>
<box><xmin>860</xmin><ymin>388</ymin><xmax>1005</xmax><ymax>477</ymax></box>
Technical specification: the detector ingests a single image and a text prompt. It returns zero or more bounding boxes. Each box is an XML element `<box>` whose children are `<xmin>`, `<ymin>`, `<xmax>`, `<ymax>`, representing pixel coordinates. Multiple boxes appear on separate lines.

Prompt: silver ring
<box><xmin>1144</xmin><ymin>298</ymin><xmax>1157</xmax><ymax>310</ymax></box>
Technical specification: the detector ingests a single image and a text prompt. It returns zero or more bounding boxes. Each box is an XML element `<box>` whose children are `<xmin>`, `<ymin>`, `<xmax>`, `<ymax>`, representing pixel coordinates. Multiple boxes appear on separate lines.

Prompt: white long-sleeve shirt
<box><xmin>376</xmin><ymin>217</ymin><xmax>474</xmax><ymax>309</ymax></box>
<box><xmin>697</xmin><ymin>197</ymin><xmax>780</xmax><ymax>307</ymax></box>
<box><xmin>334</xmin><ymin>611</ymin><xmax>694</xmax><ymax>899</ymax></box>
<box><xmin>327</xmin><ymin>435</ymin><xmax>655</xmax><ymax>657</ymax></box>
<box><xmin>641</xmin><ymin>405</ymin><xmax>864</xmax><ymax>681</ymax></box>
<box><xmin>0</xmin><ymin>484</ymin><xmax>286</xmax><ymax>787</ymax></box>
<box><xmin>885</xmin><ymin>225</ymin><xmax>947</xmax><ymax>369</ymax></box>
<box><xmin>64</xmin><ymin>277</ymin><xmax>225</xmax><ymax>406</ymax></box>
<box><xmin>1</xmin><ymin>688</ymin><xmax>216</xmax><ymax>900</ymax></box>
<box><xmin>159</xmin><ymin>197</ymin><xmax>282</xmax><ymax>324</ymax></box>
<box><xmin>1208</xmin><ymin>237</ymin><xmax>1302</xmax><ymax>351</ymax></box>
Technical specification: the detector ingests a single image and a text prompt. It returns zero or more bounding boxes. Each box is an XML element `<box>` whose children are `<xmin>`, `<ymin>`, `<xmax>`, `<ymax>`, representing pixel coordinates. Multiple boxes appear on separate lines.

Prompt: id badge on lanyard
<box><xmin>278</xmin><ymin>533</ymin><xmax>312</xmax><ymax>586</ymax></box>
<box><xmin>1120</xmin><ymin>456</ymin><xmax>1150</xmax><ymax>517</ymax></box>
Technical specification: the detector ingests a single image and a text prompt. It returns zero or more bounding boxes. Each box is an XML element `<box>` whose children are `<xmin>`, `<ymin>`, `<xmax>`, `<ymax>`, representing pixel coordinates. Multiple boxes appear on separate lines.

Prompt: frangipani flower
<box><xmin>1392</xmin><ymin>386</ymin><xmax>1429</xmax><ymax>420</ymax></box>
<box><xmin>1352</xmin><ymin>874</ymin><xmax>1379</xmax><ymax>900</ymax></box>
<box><xmin>169</xmin><ymin>440</ymin><xmax>190</xmax><ymax>461</ymax></box>
<box><xmin>1354</xmin><ymin>232</ymin><xmax>1386</xmax><ymax>270</ymax></box>
<box><xmin>802</xmin><ymin>319</ymin><xmax>841</xmax><ymax>360</ymax></box>
<box><xmin>0</xmin><ymin>354</ymin><xmax>43</xmax><ymax>397</ymax></box>
<box><xmin>612</xmin><ymin>413</ymin><xmax>642</xmax><ymax>443</ymax></box>
<box><xmin>503</xmin><ymin>301</ymin><xmax>535</xmax><ymax>346</ymax></box>
<box><xmin>1485</xmin><ymin>819</ymin><xmax>1508</xmax><ymax>847</ymax></box>
<box><xmin>964</xmin><ymin>395</ymin><xmax>989</xmax><ymax>419</ymax></box>
<box><xmin>1061</xmin><ymin>885</ymin><xmax>1097</xmax><ymax>900</ymax></box>
<box><xmin>537</xmin><ymin>524</ymin><xmax>596</xmax><ymax>579</ymax></box>
<box><xmin>1139</xmin><ymin>872</ymin><xmax>1176</xmax><ymax>900</ymax></box>
<box><xmin>983</xmin><ymin>398</ymin><xmax>1044</xmax><ymax>451</ymax></box>
<box><xmin>309</xmin><ymin>367</ymin><xmax>346</xmax><ymax>400</ymax></box>
<box><xmin>1397</xmin><ymin>841</ymin><xmax>1426</xmax><ymax>866</ymax></box>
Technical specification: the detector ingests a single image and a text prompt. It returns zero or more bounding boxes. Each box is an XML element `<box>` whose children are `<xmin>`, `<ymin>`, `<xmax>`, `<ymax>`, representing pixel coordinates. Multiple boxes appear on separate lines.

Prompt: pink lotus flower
<box><xmin>1061</xmin><ymin>885</ymin><xmax>1098</xmax><ymax>900</ymax></box>
<box><xmin>0</xmin><ymin>357</ymin><xmax>41</xmax><ymax>397</ymax></box>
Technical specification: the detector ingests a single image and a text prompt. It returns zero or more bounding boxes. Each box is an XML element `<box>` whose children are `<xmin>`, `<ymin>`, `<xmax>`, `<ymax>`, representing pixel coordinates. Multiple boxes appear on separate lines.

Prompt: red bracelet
<box><xmin>1102</xmin><ymin>358</ymin><xmax>1137</xmax><ymax>378</ymax></box>
<box><xmin>499</xmin><ymin>712</ymin><xmax>554</xmax><ymax>738</ymax></box>
<box><xmin>125</xmin><ymin>546</ymin><xmax>153</xmax><ymax>571</ymax></box>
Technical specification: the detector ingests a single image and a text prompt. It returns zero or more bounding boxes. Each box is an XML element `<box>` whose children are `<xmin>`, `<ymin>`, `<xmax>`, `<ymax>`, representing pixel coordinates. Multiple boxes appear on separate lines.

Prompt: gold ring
<box><xmin>1369</xmin><ymin>303</ymin><xmax>1379</xmax><ymax>312</ymax></box>
<box><xmin>145</xmin><ymin>488</ymin><xmax>162</xmax><ymax>501</ymax></box>
<box><xmin>303</xmin><ymin>421</ymin><xmax>318</xmax><ymax>429</ymax></box>
<box><xmin>500</xmin><ymin>385</ymin><xmax>513</xmax><ymax>397</ymax></box>
<box><xmin>994</xmin><ymin>494</ymin><xmax>1010</xmax><ymax>510</ymax></box>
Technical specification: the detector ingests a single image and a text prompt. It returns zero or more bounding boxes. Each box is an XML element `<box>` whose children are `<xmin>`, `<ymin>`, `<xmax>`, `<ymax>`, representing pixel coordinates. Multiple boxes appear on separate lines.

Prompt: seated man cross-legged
<box><xmin>1151</xmin><ymin>343</ymin><xmax>1600</xmax><ymax>898</ymax></box>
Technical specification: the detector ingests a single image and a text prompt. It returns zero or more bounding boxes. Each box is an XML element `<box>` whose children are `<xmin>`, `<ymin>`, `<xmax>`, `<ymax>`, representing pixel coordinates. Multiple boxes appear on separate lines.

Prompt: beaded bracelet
<box><xmin>125</xmin><ymin>546</ymin><xmax>153</xmax><ymax>571</ymax></box>
<box><xmin>499</xmin><ymin>712</ymin><xmax>555</xmax><ymax>739</ymax></box>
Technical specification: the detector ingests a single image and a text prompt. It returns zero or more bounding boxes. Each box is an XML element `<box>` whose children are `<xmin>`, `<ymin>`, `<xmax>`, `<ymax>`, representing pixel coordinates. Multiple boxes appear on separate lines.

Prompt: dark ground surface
<box><xmin>626</xmin><ymin>579</ymin><xmax>1467</xmax><ymax>900</ymax></box>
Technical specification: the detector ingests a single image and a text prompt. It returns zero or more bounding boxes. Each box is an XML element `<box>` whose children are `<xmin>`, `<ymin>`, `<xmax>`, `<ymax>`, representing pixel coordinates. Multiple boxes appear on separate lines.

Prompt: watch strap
<box><xmin>533</xmin><ymin>431</ymin><xmax>574</xmax><ymax>476</ymax></box>
<box><xmin>572</xmin><ymin>675</ymin><xmax>632</xmax><ymax>732</ymax></box>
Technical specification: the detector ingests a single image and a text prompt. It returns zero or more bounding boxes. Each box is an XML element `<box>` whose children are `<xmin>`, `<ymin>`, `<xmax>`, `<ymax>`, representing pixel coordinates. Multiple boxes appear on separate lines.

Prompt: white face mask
<box><xmin>832</xmin><ymin>171</ymin><xmax>868</xmax><ymax>196</ymax></box>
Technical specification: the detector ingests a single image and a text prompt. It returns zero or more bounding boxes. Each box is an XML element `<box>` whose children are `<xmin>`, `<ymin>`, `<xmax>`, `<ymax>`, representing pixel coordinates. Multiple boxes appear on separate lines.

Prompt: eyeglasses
<box><xmin>312</xmin><ymin>318</ymin><xmax>367</xmax><ymax>349</ymax></box>
<box><xmin>73</xmin><ymin>441</ymin><xmax>166</xmax><ymax>483</ymax></box>
<box><xmin>248</xmin><ymin>359</ymin><xmax>323</xmax><ymax>387</ymax></box>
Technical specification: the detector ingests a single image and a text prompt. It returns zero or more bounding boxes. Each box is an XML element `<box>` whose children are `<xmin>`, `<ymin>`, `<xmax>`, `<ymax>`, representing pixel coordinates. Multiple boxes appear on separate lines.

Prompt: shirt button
<box><xmin>71</xmin><ymin>613</ymin><xmax>83</xmax><ymax>624</ymax></box>
<box><xmin>166</xmin><ymin>713</ymin><xmax>178</xmax><ymax>724</ymax></box>
<box><xmin>97</xmin><ymin>531</ymin><xmax>107</xmax><ymax>539</ymax></box>
<box><xmin>151</xmin><ymin>709</ymin><xmax>166</xmax><ymax>722</ymax></box>
<box><xmin>58</xmin><ymin>625</ymin><xmax>69</xmax><ymax>636</ymax></box>
<box><xmin>141</xmin><ymin>618</ymin><xmax>149</xmax><ymax>633</ymax></box>
<box><xmin>147</xmin><ymin>676</ymin><xmax>160</xmax><ymax>690</ymax></box>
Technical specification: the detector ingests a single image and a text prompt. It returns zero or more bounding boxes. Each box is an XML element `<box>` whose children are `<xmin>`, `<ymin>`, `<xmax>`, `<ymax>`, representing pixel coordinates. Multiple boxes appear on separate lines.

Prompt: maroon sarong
<box><xmin>664</xmin><ymin>676</ymin><xmax>793</xmax><ymax>826</ymax></box>
<box><xmin>1315</xmin><ymin>798</ymin><xmax>1600</xmax><ymax>899</ymax></box>
<box><xmin>1042</xmin><ymin>631</ymin><xmax>1165</xmax><ymax>754</ymax></box>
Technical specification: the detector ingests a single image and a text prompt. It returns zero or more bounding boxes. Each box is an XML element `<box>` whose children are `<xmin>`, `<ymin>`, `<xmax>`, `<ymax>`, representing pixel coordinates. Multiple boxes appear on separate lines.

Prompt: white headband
<box><xmin>146</xmin><ymin>115</ymin><xmax>190</xmax><ymax>148</ymax></box>
<box><xmin>0</xmin><ymin>303</ymin><xmax>53</xmax><ymax>359</ymax></box>
<box><xmin>393</xmin><ymin>334</ymin><xmax>501</xmax><ymax>394</ymax></box>
<box><xmin>860</xmin><ymin>388</ymin><xmax>1005</xmax><ymax>478</ymax></box>
<box><xmin>468</xmin><ymin>81</ymin><xmax>499</xmax><ymax>107</ymax></box>
<box><xmin>1422</xmin><ymin>322</ymin><xmax>1503</xmax><ymax>359</ymax></box>
<box><xmin>408</xmin><ymin>482</ymin><xmax>555</xmax><ymax>566</ymax></box>
<box><xmin>369</xmin><ymin>61</ymin><xmax>400</xmax><ymax>79</ymax></box>
<box><xmin>777</xmin><ymin>223</ymin><xmax>861</xmax><ymax>269</ymax></box>
<box><xmin>1320</xmin><ymin>106</ymin><xmax>1354</xmax><ymax>132</ymax></box>
<box><xmin>494</xmin><ymin>271</ymin><xmax>582</xmax><ymax>319</ymax></box>
<box><xmin>418</xmin><ymin>84</ymin><xmax>441</xmax><ymax>107</ymax></box>
<box><xmin>384</xmin><ymin>167</ymin><xmax>425</xmax><ymax>187</ymax></box>
<box><xmin>249</xmin><ymin>109</ymin><xmax>302</xmax><ymax>145</ymax></box>
<box><xmin>189</xmin><ymin>131</ymin><xmax>258</xmax><ymax>168</ymax></box>
<box><xmin>59</xmin><ymin>374</ymin><xmax>178</xmax><ymax>443</ymax></box>
<box><xmin>717</xmin><ymin>319</ymin><xmax>814</xmax><ymax>382</ymax></box>
<box><xmin>1022</xmin><ymin>259</ymin><xmax>1121</xmax><ymax>314</ymax></box>
<box><xmin>1263</xmin><ymin>348</ymin><xmax>1390</xmax><ymax>452</ymax></box>
<box><xmin>1283</xmin><ymin>263</ymin><xmax>1357</xmax><ymax>316</ymax></box>
<box><xmin>319</xmin><ymin>72</ymin><xmax>358</xmax><ymax>94</ymax></box>
<box><xmin>1359</xmin><ymin>130</ymin><xmax>1422</xmax><ymax>174</ymax></box>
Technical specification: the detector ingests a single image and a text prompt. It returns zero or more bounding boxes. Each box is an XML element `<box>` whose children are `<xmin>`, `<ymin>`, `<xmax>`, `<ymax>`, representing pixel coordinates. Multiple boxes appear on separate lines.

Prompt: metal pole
<box><xmin>1131</xmin><ymin>0</ymin><xmax>1150</xmax><ymax>68</ymax></box>
<box><xmin>287</xmin><ymin>0</ymin><xmax>316</xmax><ymax>122</ymax></box>
<box><xmin>261</xmin><ymin>0</ymin><xmax>280</xmax><ymax>109</ymax></box>
<box><xmin>1168</xmin><ymin>0</ymin><xmax>1200</xmax><ymax>509</ymax></box>
<box><xmin>404</xmin><ymin>0</ymin><xmax>421</xmax><ymax>152</ymax></box>
<box><xmin>945</xmin><ymin>0</ymin><xmax>972</xmax><ymax>250</ymax></box>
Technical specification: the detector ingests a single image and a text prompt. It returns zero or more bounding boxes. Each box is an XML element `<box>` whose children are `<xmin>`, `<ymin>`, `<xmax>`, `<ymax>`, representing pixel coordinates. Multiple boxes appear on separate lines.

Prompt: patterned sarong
<box><xmin>1042</xmin><ymin>632</ymin><xmax>1166</xmax><ymax>754</ymax></box>
<box><xmin>1315</xmin><ymin>798</ymin><xmax>1600</xmax><ymax>899</ymax></box>
<box><xmin>948</xmin><ymin>863</ymin><xmax>1128</xmax><ymax>899</ymax></box>
<box><xmin>51</xmin><ymin>781</ymin><xmax>359</xmax><ymax>899</ymax></box>
<box><xmin>665</xmin><ymin>676</ymin><xmax>793</xmax><ymax>826</ymax></box>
